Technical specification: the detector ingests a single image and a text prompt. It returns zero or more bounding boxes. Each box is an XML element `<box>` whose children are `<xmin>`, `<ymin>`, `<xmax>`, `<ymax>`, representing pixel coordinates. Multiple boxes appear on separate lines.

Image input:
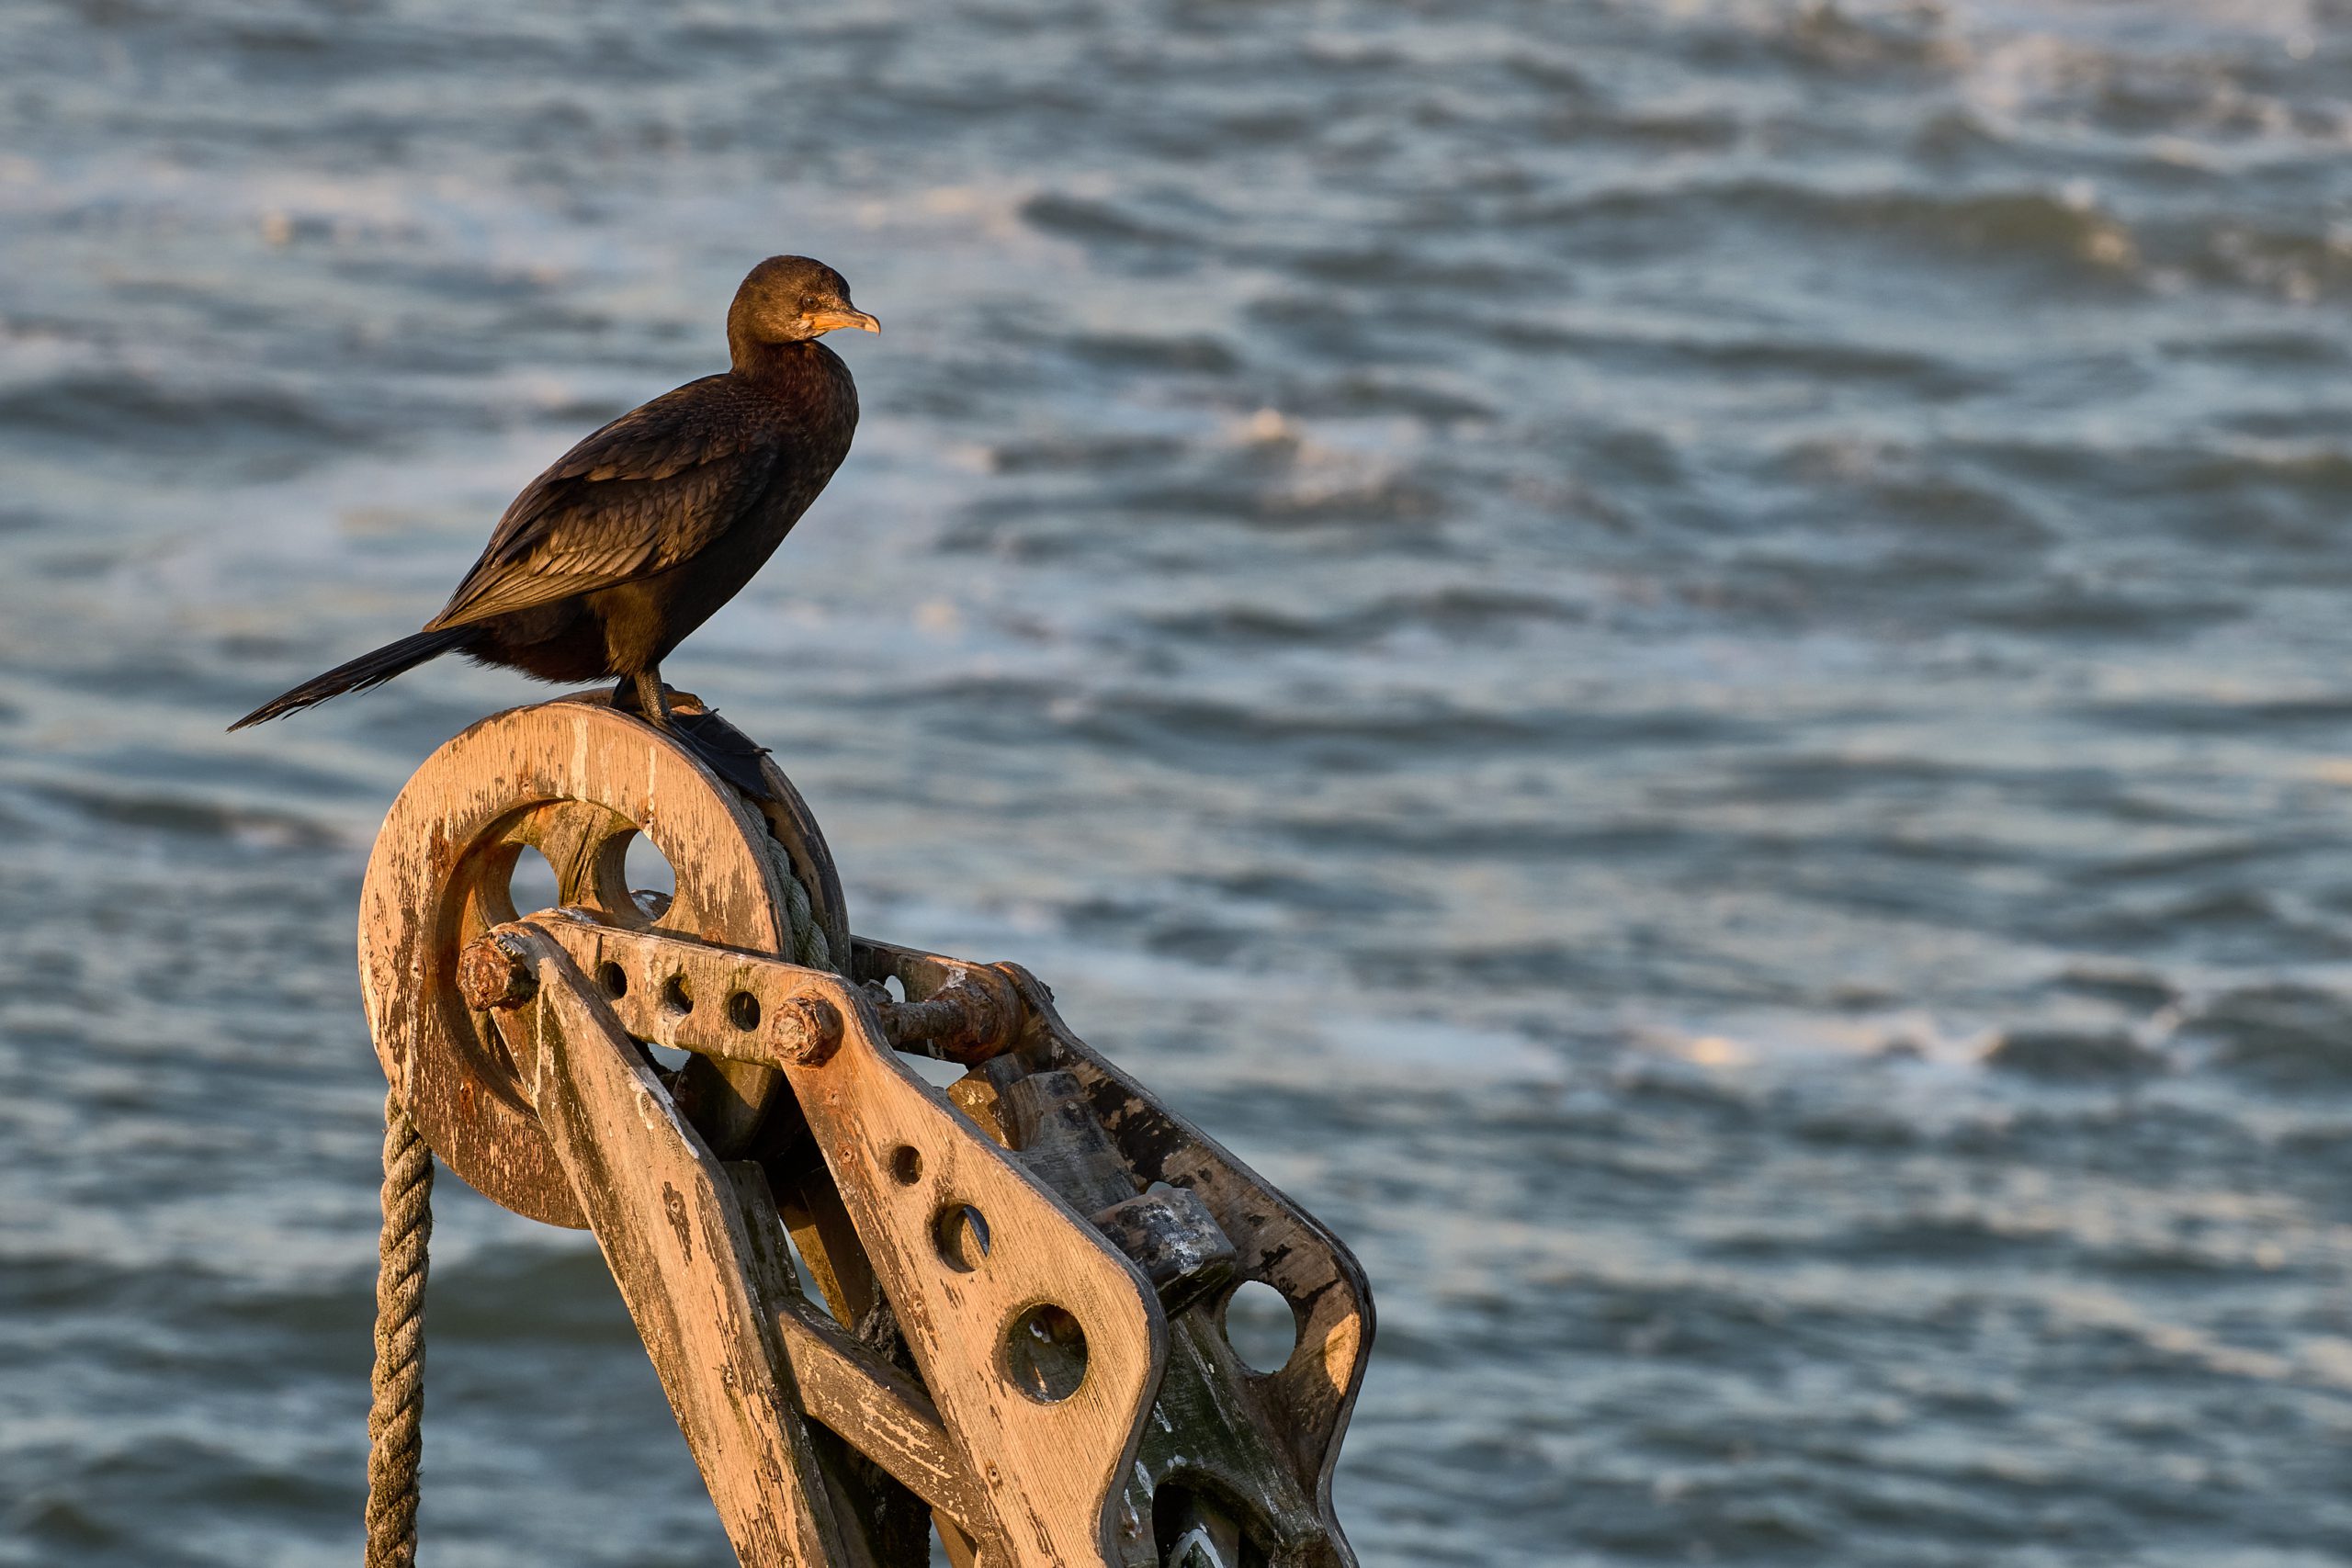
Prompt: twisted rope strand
<box><xmin>780</xmin><ymin>863</ymin><xmax>830</xmax><ymax>972</ymax></box>
<box><xmin>365</xmin><ymin>1089</ymin><xmax>434</xmax><ymax>1568</ymax></box>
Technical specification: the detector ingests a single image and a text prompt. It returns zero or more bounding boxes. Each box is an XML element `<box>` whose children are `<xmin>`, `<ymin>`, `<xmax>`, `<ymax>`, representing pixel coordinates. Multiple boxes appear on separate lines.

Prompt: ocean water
<box><xmin>7</xmin><ymin>1</ymin><xmax>2352</xmax><ymax>1562</ymax></box>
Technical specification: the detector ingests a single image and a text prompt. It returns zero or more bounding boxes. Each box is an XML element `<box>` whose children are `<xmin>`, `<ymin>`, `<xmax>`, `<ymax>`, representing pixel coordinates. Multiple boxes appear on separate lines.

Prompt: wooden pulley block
<box><xmin>357</xmin><ymin>689</ymin><xmax>846</xmax><ymax>1227</ymax></box>
<box><xmin>359</xmin><ymin>694</ymin><xmax>1374</xmax><ymax>1567</ymax></box>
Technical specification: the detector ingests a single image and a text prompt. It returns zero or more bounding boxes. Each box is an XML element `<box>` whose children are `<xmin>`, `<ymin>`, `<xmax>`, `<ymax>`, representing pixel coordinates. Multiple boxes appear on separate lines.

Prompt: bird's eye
<box><xmin>798</xmin><ymin>295</ymin><xmax>817</xmax><ymax>310</ymax></box>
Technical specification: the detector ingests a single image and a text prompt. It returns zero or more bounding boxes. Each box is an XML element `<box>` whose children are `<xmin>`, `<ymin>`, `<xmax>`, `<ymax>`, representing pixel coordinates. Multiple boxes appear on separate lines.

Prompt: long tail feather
<box><xmin>229</xmin><ymin>626</ymin><xmax>469</xmax><ymax>729</ymax></box>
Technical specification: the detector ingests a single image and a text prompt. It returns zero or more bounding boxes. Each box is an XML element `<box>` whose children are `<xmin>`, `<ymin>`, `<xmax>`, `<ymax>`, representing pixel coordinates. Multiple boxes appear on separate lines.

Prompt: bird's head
<box><xmin>728</xmin><ymin>256</ymin><xmax>878</xmax><ymax>364</ymax></box>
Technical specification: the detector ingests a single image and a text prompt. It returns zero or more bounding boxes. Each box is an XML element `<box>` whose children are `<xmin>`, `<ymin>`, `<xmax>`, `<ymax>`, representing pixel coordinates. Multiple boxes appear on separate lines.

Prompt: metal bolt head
<box><xmin>775</xmin><ymin>995</ymin><xmax>843</xmax><ymax>1066</ymax></box>
<box><xmin>458</xmin><ymin>932</ymin><xmax>537</xmax><ymax>1011</ymax></box>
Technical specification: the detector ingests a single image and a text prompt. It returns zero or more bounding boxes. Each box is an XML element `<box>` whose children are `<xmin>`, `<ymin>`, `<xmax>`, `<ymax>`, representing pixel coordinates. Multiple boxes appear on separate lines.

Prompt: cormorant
<box><xmin>230</xmin><ymin>254</ymin><xmax>876</xmax><ymax>740</ymax></box>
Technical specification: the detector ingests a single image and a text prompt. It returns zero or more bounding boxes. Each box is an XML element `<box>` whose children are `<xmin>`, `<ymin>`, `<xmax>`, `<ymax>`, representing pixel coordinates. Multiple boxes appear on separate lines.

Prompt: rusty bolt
<box><xmin>458</xmin><ymin>932</ymin><xmax>537</xmax><ymax>1011</ymax></box>
<box><xmin>873</xmin><ymin>966</ymin><xmax>1023</xmax><ymax>1063</ymax></box>
<box><xmin>773</xmin><ymin>995</ymin><xmax>843</xmax><ymax>1066</ymax></box>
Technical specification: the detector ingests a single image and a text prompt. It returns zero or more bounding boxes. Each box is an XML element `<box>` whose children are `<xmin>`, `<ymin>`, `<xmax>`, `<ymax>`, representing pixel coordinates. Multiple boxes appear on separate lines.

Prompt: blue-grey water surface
<box><xmin>8</xmin><ymin>2</ymin><xmax>2352</xmax><ymax>1563</ymax></box>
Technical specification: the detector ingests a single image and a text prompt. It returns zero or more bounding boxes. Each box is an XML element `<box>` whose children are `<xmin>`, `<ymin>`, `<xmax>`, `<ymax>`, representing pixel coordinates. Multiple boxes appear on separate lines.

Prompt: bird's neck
<box><xmin>728</xmin><ymin>335</ymin><xmax>836</xmax><ymax>382</ymax></box>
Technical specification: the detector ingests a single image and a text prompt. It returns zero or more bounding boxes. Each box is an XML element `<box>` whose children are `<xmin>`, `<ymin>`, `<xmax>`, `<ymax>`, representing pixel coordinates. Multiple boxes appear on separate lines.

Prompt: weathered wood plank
<box><xmin>512</xmin><ymin>941</ymin><xmax>850</xmax><ymax>1568</ymax></box>
<box><xmin>722</xmin><ymin>1163</ymin><xmax>997</xmax><ymax>1538</ymax></box>
<box><xmin>517</xmin><ymin>915</ymin><xmax>1168</xmax><ymax>1568</ymax></box>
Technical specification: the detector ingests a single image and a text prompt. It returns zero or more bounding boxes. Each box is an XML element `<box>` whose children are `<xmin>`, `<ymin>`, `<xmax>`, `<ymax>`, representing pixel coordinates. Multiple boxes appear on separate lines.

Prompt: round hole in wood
<box><xmin>727</xmin><ymin>990</ymin><xmax>761</xmax><ymax>1031</ymax></box>
<box><xmin>662</xmin><ymin>974</ymin><xmax>694</xmax><ymax>1016</ymax></box>
<box><xmin>1218</xmin><ymin>1280</ymin><xmax>1300</xmax><ymax>1375</ymax></box>
<box><xmin>507</xmin><ymin>843</ymin><xmax>560</xmax><ymax>917</ymax></box>
<box><xmin>596</xmin><ymin>962</ymin><xmax>628</xmax><ymax>999</ymax></box>
<box><xmin>933</xmin><ymin>1202</ymin><xmax>990</xmax><ymax>1271</ymax></box>
<box><xmin>1003</xmin><ymin>1303</ymin><xmax>1087</xmax><ymax>1403</ymax></box>
<box><xmin>889</xmin><ymin>1145</ymin><xmax>922</xmax><ymax>1186</ymax></box>
<box><xmin>624</xmin><ymin>830</ymin><xmax>678</xmax><ymax>909</ymax></box>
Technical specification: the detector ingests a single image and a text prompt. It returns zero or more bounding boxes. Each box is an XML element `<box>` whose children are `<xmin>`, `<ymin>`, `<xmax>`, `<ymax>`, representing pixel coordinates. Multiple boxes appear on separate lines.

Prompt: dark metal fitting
<box><xmin>458</xmin><ymin>931</ymin><xmax>537</xmax><ymax>1011</ymax></box>
<box><xmin>1093</xmin><ymin>1182</ymin><xmax>1238</xmax><ymax>1317</ymax></box>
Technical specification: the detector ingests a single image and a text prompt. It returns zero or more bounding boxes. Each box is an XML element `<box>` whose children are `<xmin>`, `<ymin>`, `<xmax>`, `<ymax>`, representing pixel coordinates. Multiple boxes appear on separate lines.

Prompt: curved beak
<box><xmin>808</xmin><ymin>306</ymin><xmax>880</xmax><ymax>336</ymax></box>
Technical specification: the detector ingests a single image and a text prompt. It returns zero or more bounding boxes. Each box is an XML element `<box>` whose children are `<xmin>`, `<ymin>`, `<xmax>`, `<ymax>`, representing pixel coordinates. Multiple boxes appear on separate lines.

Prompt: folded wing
<box><xmin>427</xmin><ymin>378</ymin><xmax>781</xmax><ymax>631</ymax></box>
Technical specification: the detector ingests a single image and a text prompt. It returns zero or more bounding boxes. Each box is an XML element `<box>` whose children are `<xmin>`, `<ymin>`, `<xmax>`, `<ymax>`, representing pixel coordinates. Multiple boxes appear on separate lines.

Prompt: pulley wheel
<box><xmin>358</xmin><ymin>692</ymin><xmax>845</xmax><ymax>1228</ymax></box>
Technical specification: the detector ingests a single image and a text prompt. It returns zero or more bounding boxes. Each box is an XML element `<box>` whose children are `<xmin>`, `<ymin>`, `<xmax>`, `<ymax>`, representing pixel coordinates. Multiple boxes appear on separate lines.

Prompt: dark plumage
<box><xmin>231</xmin><ymin>255</ymin><xmax>876</xmax><ymax>733</ymax></box>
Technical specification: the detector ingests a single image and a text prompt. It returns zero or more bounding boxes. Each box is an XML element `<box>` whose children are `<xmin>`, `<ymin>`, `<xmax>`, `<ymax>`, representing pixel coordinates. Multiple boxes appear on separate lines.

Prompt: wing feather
<box><xmin>425</xmin><ymin>377</ymin><xmax>779</xmax><ymax>630</ymax></box>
